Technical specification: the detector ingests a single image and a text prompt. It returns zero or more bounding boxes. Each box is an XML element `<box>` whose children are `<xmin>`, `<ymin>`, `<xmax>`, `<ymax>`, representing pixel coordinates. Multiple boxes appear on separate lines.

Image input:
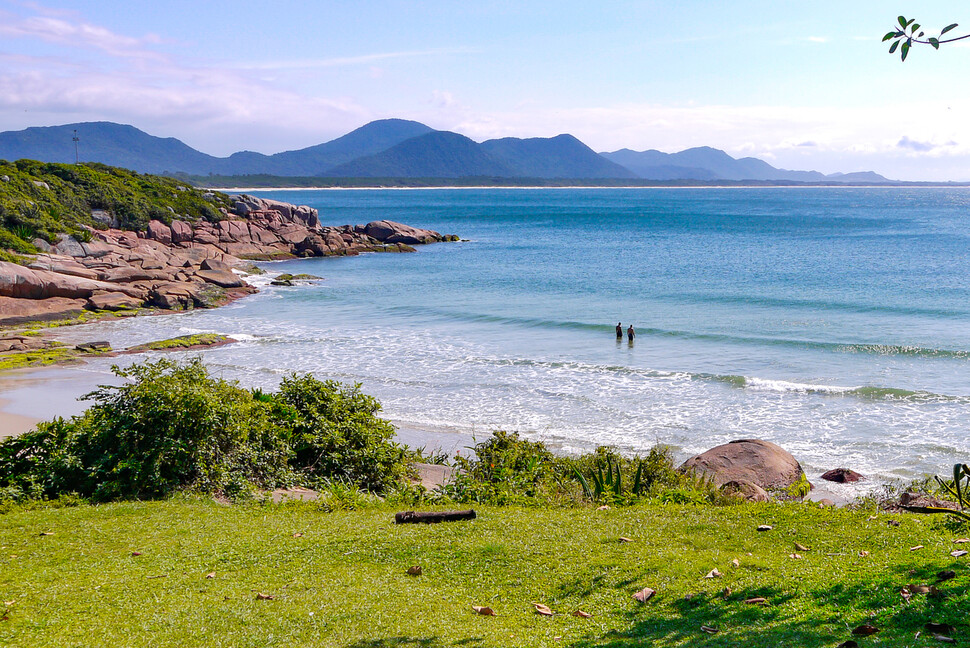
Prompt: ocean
<box><xmin>7</xmin><ymin>187</ymin><xmax>970</xmax><ymax>489</ymax></box>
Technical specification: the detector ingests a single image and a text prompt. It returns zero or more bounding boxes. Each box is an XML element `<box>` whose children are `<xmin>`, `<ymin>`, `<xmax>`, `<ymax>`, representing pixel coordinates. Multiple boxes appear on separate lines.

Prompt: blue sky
<box><xmin>1</xmin><ymin>0</ymin><xmax>969</xmax><ymax>180</ymax></box>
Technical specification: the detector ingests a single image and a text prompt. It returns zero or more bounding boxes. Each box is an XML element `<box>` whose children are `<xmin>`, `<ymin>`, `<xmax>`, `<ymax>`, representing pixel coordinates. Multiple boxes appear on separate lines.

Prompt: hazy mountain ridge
<box><xmin>0</xmin><ymin>120</ymin><xmax>891</xmax><ymax>183</ymax></box>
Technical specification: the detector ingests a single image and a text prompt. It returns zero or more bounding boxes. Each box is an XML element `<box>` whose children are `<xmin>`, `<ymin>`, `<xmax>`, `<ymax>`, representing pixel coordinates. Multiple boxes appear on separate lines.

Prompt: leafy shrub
<box><xmin>275</xmin><ymin>374</ymin><xmax>410</xmax><ymax>493</ymax></box>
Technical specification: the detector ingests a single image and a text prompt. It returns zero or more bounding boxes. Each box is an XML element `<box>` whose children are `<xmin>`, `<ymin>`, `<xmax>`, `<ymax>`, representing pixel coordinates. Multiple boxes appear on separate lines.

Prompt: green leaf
<box><xmin>898</xmin><ymin>15</ymin><xmax>908</xmax><ymax>29</ymax></box>
<box><xmin>942</xmin><ymin>23</ymin><xmax>959</xmax><ymax>35</ymax></box>
<box><xmin>889</xmin><ymin>40</ymin><xmax>900</xmax><ymax>53</ymax></box>
<box><xmin>901</xmin><ymin>40</ymin><xmax>910</xmax><ymax>61</ymax></box>
<box><xmin>882</xmin><ymin>31</ymin><xmax>897</xmax><ymax>42</ymax></box>
<box><xmin>918</xmin><ymin>31</ymin><xmax>924</xmax><ymax>38</ymax></box>
<box><xmin>912</xmin><ymin>23</ymin><xmax>920</xmax><ymax>33</ymax></box>
<box><xmin>906</xmin><ymin>18</ymin><xmax>915</xmax><ymax>28</ymax></box>
<box><xmin>930</xmin><ymin>37</ymin><xmax>940</xmax><ymax>49</ymax></box>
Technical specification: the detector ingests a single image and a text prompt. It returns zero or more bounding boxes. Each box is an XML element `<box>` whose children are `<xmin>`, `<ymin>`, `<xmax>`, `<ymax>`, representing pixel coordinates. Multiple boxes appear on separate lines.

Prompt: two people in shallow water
<box><xmin>616</xmin><ymin>322</ymin><xmax>635</xmax><ymax>342</ymax></box>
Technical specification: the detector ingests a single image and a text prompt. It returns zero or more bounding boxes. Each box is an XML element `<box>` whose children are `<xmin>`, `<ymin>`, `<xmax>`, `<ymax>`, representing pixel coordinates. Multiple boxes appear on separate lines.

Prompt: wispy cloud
<box><xmin>231</xmin><ymin>48</ymin><xmax>476</xmax><ymax>71</ymax></box>
<box><xmin>0</xmin><ymin>11</ymin><xmax>164</xmax><ymax>58</ymax></box>
<box><xmin>897</xmin><ymin>136</ymin><xmax>935</xmax><ymax>152</ymax></box>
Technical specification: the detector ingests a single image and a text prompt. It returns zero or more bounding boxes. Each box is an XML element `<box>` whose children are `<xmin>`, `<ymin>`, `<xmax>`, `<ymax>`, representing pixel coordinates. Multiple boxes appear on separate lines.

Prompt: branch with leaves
<box><xmin>884</xmin><ymin>16</ymin><xmax>967</xmax><ymax>61</ymax></box>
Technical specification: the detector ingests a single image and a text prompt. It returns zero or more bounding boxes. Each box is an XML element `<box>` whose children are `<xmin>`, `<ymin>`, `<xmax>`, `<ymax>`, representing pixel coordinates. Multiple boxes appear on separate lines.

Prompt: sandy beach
<box><xmin>0</xmin><ymin>396</ymin><xmax>41</xmax><ymax>438</ymax></box>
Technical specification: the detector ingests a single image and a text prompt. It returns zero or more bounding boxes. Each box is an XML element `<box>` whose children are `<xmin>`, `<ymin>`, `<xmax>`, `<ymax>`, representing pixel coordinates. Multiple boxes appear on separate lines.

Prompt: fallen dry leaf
<box><xmin>757</xmin><ymin>525</ymin><xmax>773</xmax><ymax>532</ymax></box>
<box><xmin>794</xmin><ymin>542</ymin><xmax>810</xmax><ymax>552</ymax></box>
<box><xmin>619</xmin><ymin>537</ymin><xmax>633</xmax><ymax>543</ymax></box>
<box><xmin>406</xmin><ymin>566</ymin><xmax>422</xmax><ymax>576</ymax></box>
<box><xmin>3</xmin><ymin>601</ymin><xmax>13</xmax><ymax>607</ymax></box>
<box><xmin>954</xmin><ymin>538</ymin><xmax>969</xmax><ymax>544</ymax></box>
<box><xmin>533</xmin><ymin>603</ymin><xmax>554</xmax><ymax>616</ymax></box>
<box><xmin>472</xmin><ymin>605</ymin><xmax>497</xmax><ymax>616</ymax></box>
<box><xmin>926</xmin><ymin>622</ymin><xmax>956</xmax><ymax>634</ymax></box>
<box><xmin>255</xmin><ymin>593</ymin><xmax>275</xmax><ymax>600</ymax></box>
<box><xmin>292</xmin><ymin>532</ymin><xmax>304</xmax><ymax>538</ymax></box>
<box><xmin>744</xmin><ymin>597</ymin><xmax>767</xmax><ymax>605</ymax></box>
<box><xmin>205</xmin><ymin>572</ymin><xmax>215</xmax><ymax>579</ymax></box>
<box><xmin>572</xmin><ymin>609</ymin><xmax>592</xmax><ymax>619</ymax></box>
<box><xmin>704</xmin><ymin>568</ymin><xmax>722</xmax><ymax>579</ymax></box>
<box><xmin>909</xmin><ymin>584</ymin><xmax>931</xmax><ymax>595</ymax></box>
<box><xmin>131</xmin><ymin>552</ymin><xmax>143</xmax><ymax>557</ymax></box>
<box><xmin>722</xmin><ymin>587</ymin><xmax>732</xmax><ymax>598</ymax></box>
<box><xmin>789</xmin><ymin>553</ymin><xmax>802</xmax><ymax>560</ymax></box>
<box><xmin>700</xmin><ymin>625</ymin><xmax>719</xmax><ymax>634</ymax></box>
<box><xmin>858</xmin><ymin>550</ymin><xmax>870</xmax><ymax>557</ymax></box>
<box><xmin>852</xmin><ymin>623</ymin><xmax>880</xmax><ymax>636</ymax></box>
<box><xmin>910</xmin><ymin>545</ymin><xmax>924</xmax><ymax>552</ymax></box>
<box><xmin>900</xmin><ymin>587</ymin><xmax>912</xmax><ymax>601</ymax></box>
<box><xmin>887</xmin><ymin>519</ymin><xmax>901</xmax><ymax>527</ymax></box>
<box><xmin>951</xmin><ymin>550</ymin><xmax>968</xmax><ymax>558</ymax></box>
<box><xmin>39</xmin><ymin>532</ymin><xmax>54</xmax><ymax>537</ymax></box>
<box><xmin>731</xmin><ymin>558</ymin><xmax>740</xmax><ymax>568</ymax></box>
<box><xmin>633</xmin><ymin>587</ymin><xmax>656</xmax><ymax>603</ymax></box>
<box><xmin>933</xmin><ymin>635</ymin><xmax>956</xmax><ymax>644</ymax></box>
<box><xmin>596</xmin><ymin>505</ymin><xmax>610</xmax><ymax>511</ymax></box>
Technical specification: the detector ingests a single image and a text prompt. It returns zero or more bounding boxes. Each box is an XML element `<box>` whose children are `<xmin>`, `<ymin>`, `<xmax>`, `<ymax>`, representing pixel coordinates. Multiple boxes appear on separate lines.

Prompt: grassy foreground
<box><xmin>0</xmin><ymin>499</ymin><xmax>967</xmax><ymax>647</ymax></box>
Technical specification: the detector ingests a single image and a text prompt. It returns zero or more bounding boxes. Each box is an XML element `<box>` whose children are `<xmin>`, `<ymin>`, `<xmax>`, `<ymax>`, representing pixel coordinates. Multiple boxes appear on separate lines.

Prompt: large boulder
<box><xmin>170</xmin><ymin>220</ymin><xmax>194</xmax><ymax>243</ymax></box>
<box><xmin>364</xmin><ymin>220</ymin><xmax>442</xmax><ymax>245</ymax></box>
<box><xmin>0</xmin><ymin>261</ymin><xmax>145</xmax><ymax>300</ymax></box>
<box><xmin>195</xmin><ymin>269</ymin><xmax>245</xmax><ymax>288</ymax></box>
<box><xmin>87</xmin><ymin>291</ymin><xmax>144</xmax><ymax>311</ymax></box>
<box><xmin>679</xmin><ymin>439</ymin><xmax>809</xmax><ymax>494</ymax></box>
<box><xmin>146</xmin><ymin>220</ymin><xmax>172</xmax><ymax>245</ymax></box>
<box><xmin>0</xmin><ymin>296</ymin><xmax>88</xmax><ymax>325</ymax></box>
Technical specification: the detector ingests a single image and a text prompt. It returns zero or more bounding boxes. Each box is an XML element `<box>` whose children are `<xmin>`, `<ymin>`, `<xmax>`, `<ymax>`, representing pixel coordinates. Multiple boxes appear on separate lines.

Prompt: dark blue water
<box><xmin>35</xmin><ymin>187</ymin><xmax>970</xmax><ymax>485</ymax></box>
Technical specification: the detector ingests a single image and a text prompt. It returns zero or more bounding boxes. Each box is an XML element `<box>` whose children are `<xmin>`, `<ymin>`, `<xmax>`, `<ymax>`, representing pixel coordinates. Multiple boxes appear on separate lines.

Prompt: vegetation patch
<box><xmin>124</xmin><ymin>333</ymin><xmax>235</xmax><ymax>353</ymax></box>
<box><xmin>0</xmin><ymin>346</ymin><xmax>79</xmax><ymax>372</ymax></box>
<box><xmin>0</xmin><ymin>160</ymin><xmax>234</xmax><ymax>258</ymax></box>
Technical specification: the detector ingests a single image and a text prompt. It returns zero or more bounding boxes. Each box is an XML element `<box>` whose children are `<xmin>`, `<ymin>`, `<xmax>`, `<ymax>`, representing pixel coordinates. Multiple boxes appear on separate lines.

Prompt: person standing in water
<box><xmin>627</xmin><ymin>324</ymin><xmax>635</xmax><ymax>341</ymax></box>
<box><xmin>616</xmin><ymin>322</ymin><xmax>623</xmax><ymax>339</ymax></box>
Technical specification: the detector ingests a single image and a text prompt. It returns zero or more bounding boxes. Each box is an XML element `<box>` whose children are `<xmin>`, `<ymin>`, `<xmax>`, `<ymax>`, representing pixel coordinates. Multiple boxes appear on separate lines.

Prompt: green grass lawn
<box><xmin>0</xmin><ymin>499</ymin><xmax>966</xmax><ymax>647</ymax></box>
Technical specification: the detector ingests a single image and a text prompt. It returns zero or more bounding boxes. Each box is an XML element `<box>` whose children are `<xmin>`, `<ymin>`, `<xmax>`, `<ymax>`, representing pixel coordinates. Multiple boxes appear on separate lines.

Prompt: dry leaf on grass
<box><xmin>205</xmin><ymin>572</ymin><xmax>215</xmax><ymax>579</ymax></box>
<box><xmin>789</xmin><ymin>553</ymin><xmax>802</xmax><ymax>560</ymax></box>
<box><xmin>572</xmin><ymin>610</ymin><xmax>592</xmax><ymax>618</ymax></box>
<box><xmin>794</xmin><ymin>542</ymin><xmax>810</xmax><ymax>551</ymax></box>
<box><xmin>858</xmin><ymin>551</ymin><xmax>870</xmax><ymax>557</ymax></box>
<box><xmin>900</xmin><ymin>587</ymin><xmax>912</xmax><ymax>602</ymax></box>
<box><xmin>704</xmin><ymin>568</ymin><xmax>722</xmax><ymax>579</ymax></box>
<box><xmin>926</xmin><ymin>622</ymin><xmax>956</xmax><ymax>634</ymax></box>
<box><xmin>131</xmin><ymin>552</ymin><xmax>143</xmax><ymax>557</ymax></box>
<box><xmin>951</xmin><ymin>550</ymin><xmax>968</xmax><ymax>558</ymax></box>
<box><xmin>722</xmin><ymin>587</ymin><xmax>732</xmax><ymax>598</ymax></box>
<box><xmin>933</xmin><ymin>635</ymin><xmax>956</xmax><ymax>644</ymax></box>
<box><xmin>533</xmin><ymin>603</ymin><xmax>554</xmax><ymax>616</ymax></box>
<box><xmin>292</xmin><ymin>532</ymin><xmax>304</xmax><ymax>538</ymax></box>
<box><xmin>700</xmin><ymin>625</ymin><xmax>719</xmax><ymax>634</ymax></box>
<box><xmin>731</xmin><ymin>558</ymin><xmax>740</xmax><ymax>568</ymax></box>
<box><xmin>472</xmin><ymin>605</ymin><xmax>497</xmax><ymax>616</ymax></box>
<box><xmin>619</xmin><ymin>537</ymin><xmax>633</xmax><ymax>543</ymax></box>
<box><xmin>954</xmin><ymin>538</ymin><xmax>969</xmax><ymax>544</ymax></box>
<box><xmin>910</xmin><ymin>545</ymin><xmax>924</xmax><ymax>551</ymax></box>
<box><xmin>255</xmin><ymin>593</ymin><xmax>275</xmax><ymax>600</ymax></box>
<box><xmin>406</xmin><ymin>566</ymin><xmax>422</xmax><ymax>576</ymax></box>
<box><xmin>757</xmin><ymin>525</ymin><xmax>773</xmax><ymax>532</ymax></box>
<box><xmin>39</xmin><ymin>532</ymin><xmax>54</xmax><ymax>536</ymax></box>
<box><xmin>596</xmin><ymin>505</ymin><xmax>610</xmax><ymax>511</ymax></box>
<box><xmin>851</xmin><ymin>623</ymin><xmax>880</xmax><ymax>636</ymax></box>
<box><xmin>633</xmin><ymin>587</ymin><xmax>656</xmax><ymax>603</ymax></box>
<box><xmin>744</xmin><ymin>597</ymin><xmax>767</xmax><ymax>605</ymax></box>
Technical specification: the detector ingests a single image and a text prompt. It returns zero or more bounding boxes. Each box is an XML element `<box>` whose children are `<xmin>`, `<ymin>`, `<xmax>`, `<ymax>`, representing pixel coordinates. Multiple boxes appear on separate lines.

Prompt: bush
<box><xmin>275</xmin><ymin>374</ymin><xmax>410</xmax><ymax>493</ymax></box>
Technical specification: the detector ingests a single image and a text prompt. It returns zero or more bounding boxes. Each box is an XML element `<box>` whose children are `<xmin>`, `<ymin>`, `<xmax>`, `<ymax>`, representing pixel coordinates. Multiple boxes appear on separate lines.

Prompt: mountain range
<box><xmin>0</xmin><ymin>119</ymin><xmax>891</xmax><ymax>183</ymax></box>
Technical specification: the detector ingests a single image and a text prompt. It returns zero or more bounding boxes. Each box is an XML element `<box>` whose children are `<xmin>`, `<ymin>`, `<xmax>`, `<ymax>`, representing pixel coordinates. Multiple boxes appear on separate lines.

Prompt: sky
<box><xmin>1</xmin><ymin>0</ymin><xmax>970</xmax><ymax>180</ymax></box>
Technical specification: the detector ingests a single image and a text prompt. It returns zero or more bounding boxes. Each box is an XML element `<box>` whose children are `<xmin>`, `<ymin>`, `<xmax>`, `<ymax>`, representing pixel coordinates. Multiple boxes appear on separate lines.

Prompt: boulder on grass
<box><xmin>720</xmin><ymin>479</ymin><xmax>769</xmax><ymax>502</ymax></box>
<box><xmin>680</xmin><ymin>439</ymin><xmax>810</xmax><ymax>495</ymax></box>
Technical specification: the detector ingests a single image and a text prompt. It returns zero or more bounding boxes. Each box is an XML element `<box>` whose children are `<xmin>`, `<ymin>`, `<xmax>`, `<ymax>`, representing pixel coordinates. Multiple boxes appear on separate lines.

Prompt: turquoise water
<box><xmin>21</xmin><ymin>187</ymin><xmax>970</xmax><ymax>484</ymax></box>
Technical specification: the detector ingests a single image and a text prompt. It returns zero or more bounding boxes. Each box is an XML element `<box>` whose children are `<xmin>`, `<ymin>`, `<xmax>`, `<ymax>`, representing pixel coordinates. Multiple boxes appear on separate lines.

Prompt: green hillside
<box><xmin>0</xmin><ymin>159</ymin><xmax>231</xmax><ymax>262</ymax></box>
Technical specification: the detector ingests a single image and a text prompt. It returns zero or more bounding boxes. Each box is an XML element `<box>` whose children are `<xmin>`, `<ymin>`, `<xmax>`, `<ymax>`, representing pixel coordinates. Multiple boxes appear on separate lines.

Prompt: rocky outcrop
<box><xmin>0</xmin><ymin>195</ymin><xmax>455</xmax><ymax>326</ymax></box>
<box><xmin>680</xmin><ymin>439</ymin><xmax>809</xmax><ymax>495</ymax></box>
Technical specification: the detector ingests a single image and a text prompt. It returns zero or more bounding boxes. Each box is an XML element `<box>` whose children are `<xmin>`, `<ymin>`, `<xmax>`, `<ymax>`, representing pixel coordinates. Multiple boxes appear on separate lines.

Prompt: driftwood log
<box><xmin>394</xmin><ymin>510</ymin><xmax>477</xmax><ymax>524</ymax></box>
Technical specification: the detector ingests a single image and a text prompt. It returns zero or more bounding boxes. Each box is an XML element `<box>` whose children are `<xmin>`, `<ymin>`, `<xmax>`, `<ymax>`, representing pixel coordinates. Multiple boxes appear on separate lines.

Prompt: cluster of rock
<box><xmin>0</xmin><ymin>194</ymin><xmax>455</xmax><ymax>325</ymax></box>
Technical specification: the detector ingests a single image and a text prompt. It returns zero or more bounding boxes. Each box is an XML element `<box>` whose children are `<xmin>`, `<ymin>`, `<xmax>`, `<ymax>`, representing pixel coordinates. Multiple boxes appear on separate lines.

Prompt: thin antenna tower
<box><xmin>72</xmin><ymin>129</ymin><xmax>79</xmax><ymax>164</ymax></box>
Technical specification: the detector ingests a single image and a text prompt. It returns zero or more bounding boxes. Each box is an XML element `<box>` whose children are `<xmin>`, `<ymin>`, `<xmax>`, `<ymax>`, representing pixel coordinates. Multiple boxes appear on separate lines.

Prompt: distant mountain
<box><xmin>480</xmin><ymin>134</ymin><xmax>636</xmax><ymax>179</ymax></box>
<box><xmin>602</xmin><ymin>146</ymin><xmax>889</xmax><ymax>183</ymax></box>
<box><xmin>223</xmin><ymin>119</ymin><xmax>434</xmax><ymax>175</ymax></box>
<box><xmin>0</xmin><ymin>119</ymin><xmax>892</xmax><ymax>183</ymax></box>
<box><xmin>325</xmin><ymin>131</ymin><xmax>514</xmax><ymax>178</ymax></box>
<box><xmin>0</xmin><ymin>122</ymin><xmax>224</xmax><ymax>175</ymax></box>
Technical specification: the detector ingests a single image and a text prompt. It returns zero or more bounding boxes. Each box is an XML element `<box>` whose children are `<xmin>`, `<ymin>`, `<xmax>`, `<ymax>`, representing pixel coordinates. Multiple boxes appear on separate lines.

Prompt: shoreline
<box><xmin>221</xmin><ymin>184</ymin><xmax>970</xmax><ymax>192</ymax></box>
